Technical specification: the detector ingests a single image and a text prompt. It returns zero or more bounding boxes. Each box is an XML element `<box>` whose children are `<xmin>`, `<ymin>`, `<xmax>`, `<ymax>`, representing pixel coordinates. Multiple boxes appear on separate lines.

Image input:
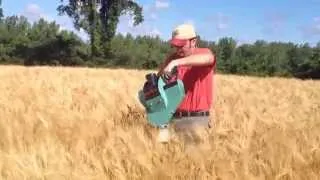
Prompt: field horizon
<box><xmin>0</xmin><ymin>65</ymin><xmax>319</xmax><ymax>180</ymax></box>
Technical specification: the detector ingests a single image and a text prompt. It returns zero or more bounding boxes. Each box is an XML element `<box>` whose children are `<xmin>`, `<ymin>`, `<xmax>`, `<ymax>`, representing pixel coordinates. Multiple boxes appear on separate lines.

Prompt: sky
<box><xmin>2</xmin><ymin>0</ymin><xmax>320</xmax><ymax>45</ymax></box>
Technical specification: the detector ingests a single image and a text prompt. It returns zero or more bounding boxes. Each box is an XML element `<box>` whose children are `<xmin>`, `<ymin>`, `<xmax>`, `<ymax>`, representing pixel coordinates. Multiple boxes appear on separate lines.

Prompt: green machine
<box><xmin>138</xmin><ymin>69</ymin><xmax>185</xmax><ymax>128</ymax></box>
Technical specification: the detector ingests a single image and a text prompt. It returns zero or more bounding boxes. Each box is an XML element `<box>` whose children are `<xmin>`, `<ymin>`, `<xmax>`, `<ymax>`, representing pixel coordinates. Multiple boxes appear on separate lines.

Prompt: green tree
<box><xmin>217</xmin><ymin>37</ymin><xmax>237</xmax><ymax>73</ymax></box>
<box><xmin>0</xmin><ymin>0</ymin><xmax>3</xmax><ymax>20</ymax></box>
<box><xmin>1</xmin><ymin>11</ymin><xmax>320</xmax><ymax>79</ymax></box>
<box><xmin>57</xmin><ymin>0</ymin><xmax>144</xmax><ymax>58</ymax></box>
<box><xmin>0</xmin><ymin>15</ymin><xmax>87</xmax><ymax>65</ymax></box>
<box><xmin>308</xmin><ymin>42</ymin><xmax>320</xmax><ymax>71</ymax></box>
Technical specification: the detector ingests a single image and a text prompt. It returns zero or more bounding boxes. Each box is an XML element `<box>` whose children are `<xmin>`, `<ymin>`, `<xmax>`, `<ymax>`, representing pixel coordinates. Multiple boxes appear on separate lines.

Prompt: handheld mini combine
<box><xmin>138</xmin><ymin>68</ymin><xmax>185</xmax><ymax>128</ymax></box>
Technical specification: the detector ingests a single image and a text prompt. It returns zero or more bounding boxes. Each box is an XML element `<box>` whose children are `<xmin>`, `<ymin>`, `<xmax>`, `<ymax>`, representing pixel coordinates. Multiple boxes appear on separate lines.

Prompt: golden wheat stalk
<box><xmin>0</xmin><ymin>65</ymin><xmax>319</xmax><ymax>180</ymax></box>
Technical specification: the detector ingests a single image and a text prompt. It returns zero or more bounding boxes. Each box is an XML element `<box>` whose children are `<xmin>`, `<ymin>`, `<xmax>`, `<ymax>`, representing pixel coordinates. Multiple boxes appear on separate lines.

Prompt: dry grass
<box><xmin>0</xmin><ymin>65</ymin><xmax>319</xmax><ymax>180</ymax></box>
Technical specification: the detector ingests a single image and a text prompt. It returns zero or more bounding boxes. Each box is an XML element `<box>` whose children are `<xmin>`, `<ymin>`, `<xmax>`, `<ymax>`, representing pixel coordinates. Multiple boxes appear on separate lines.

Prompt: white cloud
<box><xmin>299</xmin><ymin>16</ymin><xmax>320</xmax><ymax>39</ymax></box>
<box><xmin>205</xmin><ymin>13</ymin><xmax>231</xmax><ymax>33</ymax></box>
<box><xmin>22</xmin><ymin>3</ymin><xmax>46</xmax><ymax>21</ymax></box>
<box><xmin>143</xmin><ymin>0</ymin><xmax>170</xmax><ymax>13</ymax></box>
<box><xmin>25</xmin><ymin>4</ymin><xmax>40</xmax><ymax>15</ymax></box>
<box><xmin>115</xmin><ymin>1</ymin><xmax>168</xmax><ymax>37</ymax></box>
<box><xmin>216</xmin><ymin>13</ymin><xmax>230</xmax><ymax>31</ymax></box>
<box><xmin>116</xmin><ymin>14</ymin><xmax>161</xmax><ymax>37</ymax></box>
<box><xmin>155</xmin><ymin>0</ymin><xmax>170</xmax><ymax>9</ymax></box>
<box><xmin>150</xmin><ymin>13</ymin><xmax>157</xmax><ymax>20</ymax></box>
<box><xmin>216</xmin><ymin>22</ymin><xmax>228</xmax><ymax>31</ymax></box>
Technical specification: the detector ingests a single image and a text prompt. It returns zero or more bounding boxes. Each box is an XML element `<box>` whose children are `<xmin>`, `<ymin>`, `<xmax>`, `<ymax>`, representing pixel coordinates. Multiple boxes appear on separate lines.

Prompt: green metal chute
<box><xmin>138</xmin><ymin>71</ymin><xmax>185</xmax><ymax>128</ymax></box>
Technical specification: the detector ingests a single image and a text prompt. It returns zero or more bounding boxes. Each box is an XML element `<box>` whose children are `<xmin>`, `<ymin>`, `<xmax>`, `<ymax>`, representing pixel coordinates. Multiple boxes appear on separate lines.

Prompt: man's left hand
<box><xmin>163</xmin><ymin>60</ymin><xmax>177</xmax><ymax>75</ymax></box>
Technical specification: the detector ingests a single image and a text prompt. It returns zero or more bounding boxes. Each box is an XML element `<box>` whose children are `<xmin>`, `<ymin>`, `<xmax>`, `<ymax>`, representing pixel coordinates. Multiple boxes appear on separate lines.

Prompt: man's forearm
<box><xmin>172</xmin><ymin>53</ymin><xmax>214</xmax><ymax>67</ymax></box>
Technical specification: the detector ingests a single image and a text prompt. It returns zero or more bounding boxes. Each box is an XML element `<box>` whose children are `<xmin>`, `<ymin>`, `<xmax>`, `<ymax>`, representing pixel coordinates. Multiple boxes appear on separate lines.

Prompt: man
<box><xmin>157</xmin><ymin>23</ymin><xmax>216</xmax><ymax>143</ymax></box>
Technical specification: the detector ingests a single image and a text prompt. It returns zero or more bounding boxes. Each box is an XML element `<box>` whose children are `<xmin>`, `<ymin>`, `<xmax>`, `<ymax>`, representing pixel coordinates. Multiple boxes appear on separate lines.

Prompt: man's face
<box><xmin>172</xmin><ymin>38</ymin><xmax>196</xmax><ymax>57</ymax></box>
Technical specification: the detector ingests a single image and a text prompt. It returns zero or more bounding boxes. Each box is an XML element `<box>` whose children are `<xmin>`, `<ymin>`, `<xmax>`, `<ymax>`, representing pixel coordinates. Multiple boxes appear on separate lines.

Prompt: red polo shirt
<box><xmin>162</xmin><ymin>48</ymin><xmax>216</xmax><ymax>112</ymax></box>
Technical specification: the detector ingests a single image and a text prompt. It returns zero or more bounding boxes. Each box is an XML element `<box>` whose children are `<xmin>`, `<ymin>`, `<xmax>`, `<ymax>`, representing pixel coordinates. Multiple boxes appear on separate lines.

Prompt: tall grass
<box><xmin>0</xmin><ymin>65</ymin><xmax>319</xmax><ymax>179</ymax></box>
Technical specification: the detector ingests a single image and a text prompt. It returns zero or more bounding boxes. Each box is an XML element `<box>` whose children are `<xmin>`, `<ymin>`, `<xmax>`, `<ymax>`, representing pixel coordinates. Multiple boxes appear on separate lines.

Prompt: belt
<box><xmin>173</xmin><ymin>111</ymin><xmax>210</xmax><ymax>118</ymax></box>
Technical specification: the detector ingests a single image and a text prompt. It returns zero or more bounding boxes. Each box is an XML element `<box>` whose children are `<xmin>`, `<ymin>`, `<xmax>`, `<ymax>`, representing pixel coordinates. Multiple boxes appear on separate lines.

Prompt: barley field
<box><xmin>0</xmin><ymin>65</ymin><xmax>319</xmax><ymax>180</ymax></box>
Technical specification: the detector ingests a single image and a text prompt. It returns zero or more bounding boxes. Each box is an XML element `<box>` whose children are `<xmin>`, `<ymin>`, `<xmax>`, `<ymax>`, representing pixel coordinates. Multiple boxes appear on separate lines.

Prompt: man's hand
<box><xmin>163</xmin><ymin>60</ymin><xmax>177</xmax><ymax>75</ymax></box>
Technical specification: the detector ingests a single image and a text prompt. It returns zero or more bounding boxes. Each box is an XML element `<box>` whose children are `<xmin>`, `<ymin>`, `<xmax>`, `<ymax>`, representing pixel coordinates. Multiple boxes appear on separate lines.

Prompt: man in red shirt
<box><xmin>157</xmin><ymin>23</ymin><xmax>216</xmax><ymax>143</ymax></box>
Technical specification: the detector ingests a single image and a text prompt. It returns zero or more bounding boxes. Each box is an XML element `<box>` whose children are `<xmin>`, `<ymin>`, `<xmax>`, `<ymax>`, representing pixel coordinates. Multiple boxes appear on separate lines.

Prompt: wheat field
<box><xmin>0</xmin><ymin>65</ymin><xmax>319</xmax><ymax>180</ymax></box>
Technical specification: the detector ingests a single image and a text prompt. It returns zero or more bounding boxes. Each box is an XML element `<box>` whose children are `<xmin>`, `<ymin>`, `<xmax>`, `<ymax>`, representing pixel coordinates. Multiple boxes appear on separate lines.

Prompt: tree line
<box><xmin>0</xmin><ymin>0</ymin><xmax>319</xmax><ymax>79</ymax></box>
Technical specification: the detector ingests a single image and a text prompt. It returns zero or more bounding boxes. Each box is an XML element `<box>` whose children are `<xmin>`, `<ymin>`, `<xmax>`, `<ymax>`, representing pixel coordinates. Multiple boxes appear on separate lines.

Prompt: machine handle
<box><xmin>161</xmin><ymin>66</ymin><xmax>178</xmax><ymax>82</ymax></box>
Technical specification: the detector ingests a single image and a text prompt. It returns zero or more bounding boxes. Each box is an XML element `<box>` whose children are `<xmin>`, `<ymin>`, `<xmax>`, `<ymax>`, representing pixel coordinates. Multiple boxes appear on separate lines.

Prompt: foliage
<box><xmin>0</xmin><ymin>15</ymin><xmax>88</xmax><ymax>66</ymax></box>
<box><xmin>57</xmin><ymin>0</ymin><xmax>144</xmax><ymax>57</ymax></box>
<box><xmin>0</xmin><ymin>14</ymin><xmax>319</xmax><ymax>79</ymax></box>
<box><xmin>0</xmin><ymin>0</ymin><xmax>3</xmax><ymax>20</ymax></box>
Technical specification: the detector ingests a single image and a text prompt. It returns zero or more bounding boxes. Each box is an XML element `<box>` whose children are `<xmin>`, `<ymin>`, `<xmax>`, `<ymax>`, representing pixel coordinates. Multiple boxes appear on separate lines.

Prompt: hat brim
<box><xmin>170</xmin><ymin>38</ymin><xmax>188</xmax><ymax>47</ymax></box>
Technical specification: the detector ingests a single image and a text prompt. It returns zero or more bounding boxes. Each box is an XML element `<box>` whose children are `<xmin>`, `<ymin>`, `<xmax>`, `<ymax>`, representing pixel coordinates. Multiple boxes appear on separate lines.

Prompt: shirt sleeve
<box><xmin>198</xmin><ymin>48</ymin><xmax>216</xmax><ymax>70</ymax></box>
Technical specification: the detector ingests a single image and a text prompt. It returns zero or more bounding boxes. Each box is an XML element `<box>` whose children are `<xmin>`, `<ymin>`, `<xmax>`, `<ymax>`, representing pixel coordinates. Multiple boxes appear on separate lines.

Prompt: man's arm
<box><xmin>171</xmin><ymin>50</ymin><xmax>215</xmax><ymax>67</ymax></box>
